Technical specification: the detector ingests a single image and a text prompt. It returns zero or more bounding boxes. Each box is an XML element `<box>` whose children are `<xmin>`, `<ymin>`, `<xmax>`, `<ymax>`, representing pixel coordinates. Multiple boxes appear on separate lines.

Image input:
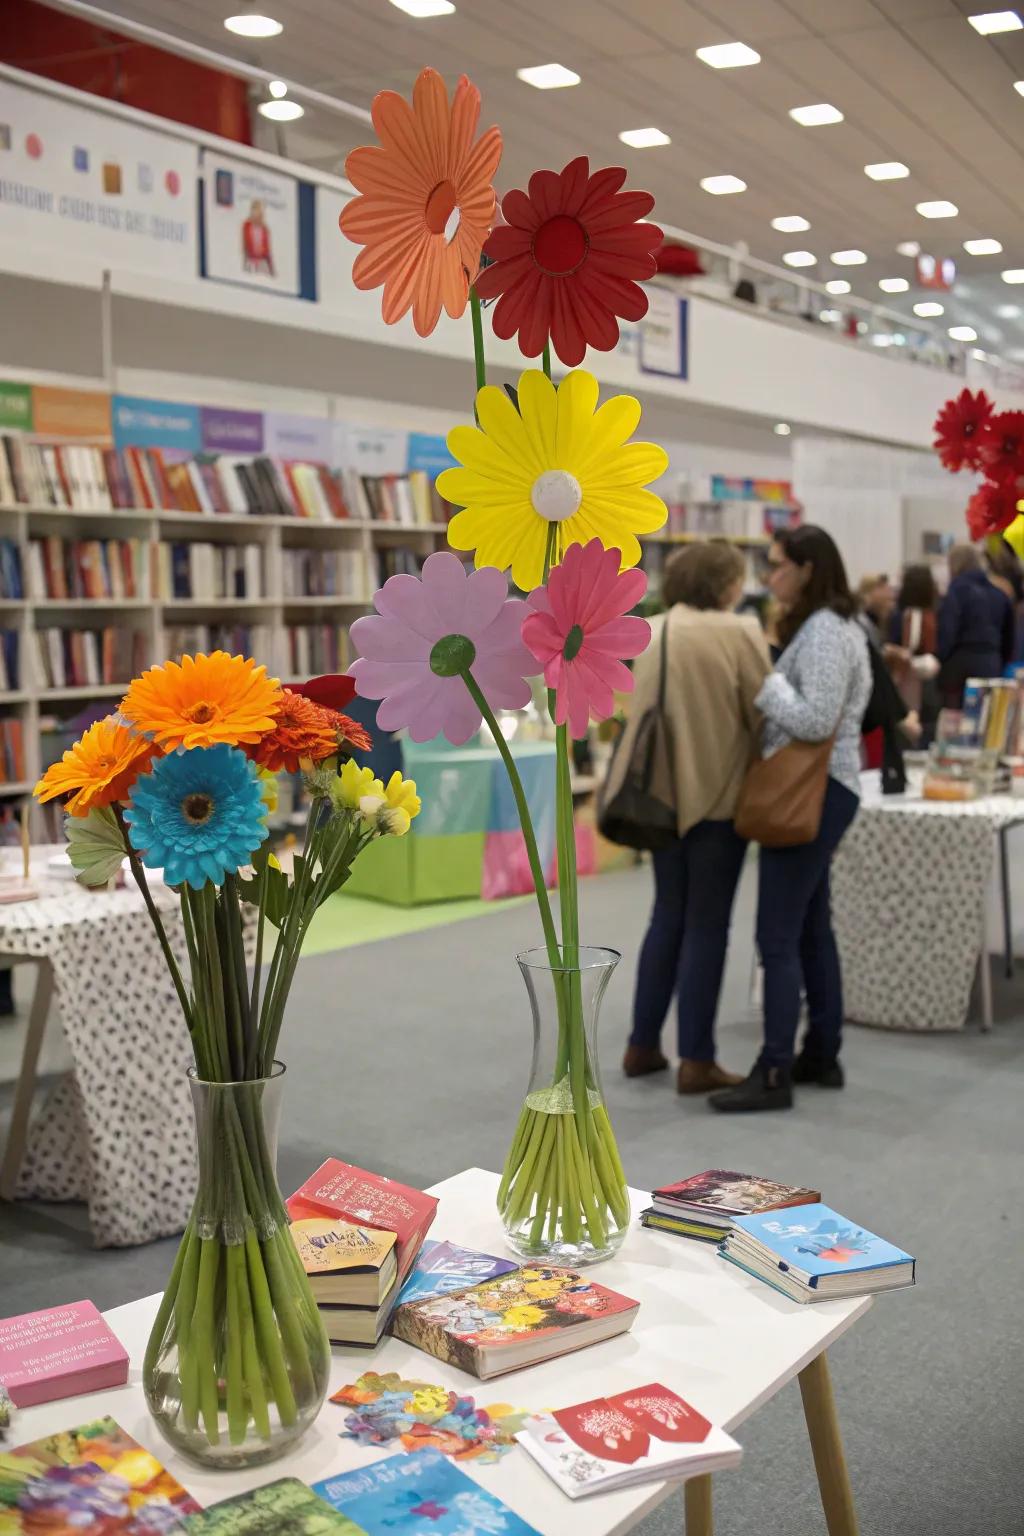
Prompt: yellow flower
<box><xmin>503</xmin><ymin>1303</ymin><xmax>545</xmax><ymax>1329</ymax></box>
<box><xmin>258</xmin><ymin>769</ymin><xmax>279</xmax><ymax>816</ymax></box>
<box><xmin>438</xmin><ymin>369</ymin><xmax>668</xmax><ymax>592</ymax></box>
<box><xmin>384</xmin><ymin>771</ymin><xmax>421</xmax><ymax>822</ymax></box>
<box><xmin>334</xmin><ymin>758</ymin><xmax>384</xmax><ymax>811</ymax></box>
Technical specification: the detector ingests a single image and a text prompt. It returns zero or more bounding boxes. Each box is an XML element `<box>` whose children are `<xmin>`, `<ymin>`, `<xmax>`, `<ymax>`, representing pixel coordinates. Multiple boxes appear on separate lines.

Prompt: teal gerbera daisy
<box><xmin>124</xmin><ymin>743</ymin><xmax>267</xmax><ymax>889</ymax></box>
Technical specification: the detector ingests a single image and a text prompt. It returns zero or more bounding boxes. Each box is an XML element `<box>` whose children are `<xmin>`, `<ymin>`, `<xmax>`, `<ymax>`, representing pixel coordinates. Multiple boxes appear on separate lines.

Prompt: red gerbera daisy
<box><xmin>977</xmin><ymin>409</ymin><xmax>1024</xmax><ymax>483</ymax></box>
<box><xmin>933</xmin><ymin>388</ymin><xmax>994</xmax><ymax>472</ymax></box>
<box><xmin>966</xmin><ymin>481</ymin><xmax>1020</xmax><ymax>542</ymax></box>
<box><xmin>474</xmin><ymin>157</ymin><xmax>663</xmax><ymax>368</ymax></box>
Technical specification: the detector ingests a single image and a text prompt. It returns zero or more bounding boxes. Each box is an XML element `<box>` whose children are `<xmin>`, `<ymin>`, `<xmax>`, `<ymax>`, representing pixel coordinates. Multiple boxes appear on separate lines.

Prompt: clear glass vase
<box><xmin>143</xmin><ymin>1064</ymin><xmax>330</xmax><ymax>1469</ymax></box>
<box><xmin>497</xmin><ymin>947</ymin><xmax>630</xmax><ymax>1267</ymax></box>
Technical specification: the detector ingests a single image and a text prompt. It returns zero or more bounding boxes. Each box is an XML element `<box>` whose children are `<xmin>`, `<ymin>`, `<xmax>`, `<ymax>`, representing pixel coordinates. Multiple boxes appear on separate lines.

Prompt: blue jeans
<box><xmin>756</xmin><ymin>777</ymin><xmax>859</xmax><ymax>1070</ymax></box>
<box><xmin>630</xmin><ymin>820</ymin><xmax>748</xmax><ymax>1061</ymax></box>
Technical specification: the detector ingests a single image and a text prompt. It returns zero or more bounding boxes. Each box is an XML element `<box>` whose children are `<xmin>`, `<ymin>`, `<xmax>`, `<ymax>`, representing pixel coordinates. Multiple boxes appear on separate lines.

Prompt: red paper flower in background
<box><xmin>289</xmin><ymin>674</ymin><xmax>357</xmax><ymax>710</ymax></box>
<box><xmin>933</xmin><ymin>388</ymin><xmax>994</xmax><ymax>472</ymax></box>
<box><xmin>475</xmin><ymin>157</ymin><xmax>662</xmax><ymax>367</ymax></box>
<box><xmin>966</xmin><ymin>481</ymin><xmax>1020</xmax><ymax>542</ymax></box>
<box><xmin>978</xmin><ymin>409</ymin><xmax>1024</xmax><ymax>483</ymax></box>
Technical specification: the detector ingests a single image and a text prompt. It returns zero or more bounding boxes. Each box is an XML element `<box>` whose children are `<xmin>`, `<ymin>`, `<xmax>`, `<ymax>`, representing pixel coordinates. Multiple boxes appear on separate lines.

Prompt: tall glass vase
<box><xmin>143</xmin><ymin>1064</ymin><xmax>330</xmax><ymax>1469</ymax></box>
<box><xmin>498</xmin><ymin>948</ymin><xmax>630</xmax><ymax>1266</ymax></box>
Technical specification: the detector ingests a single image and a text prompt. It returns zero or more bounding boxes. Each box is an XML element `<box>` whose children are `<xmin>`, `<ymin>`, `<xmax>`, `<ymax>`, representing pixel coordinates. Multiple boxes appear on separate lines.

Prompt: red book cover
<box><xmin>288</xmin><ymin>1159</ymin><xmax>437</xmax><ymax>1284</ymax></box>
<box><xmin>318</xmin><ymin>465</ymin><xmax>349</xmax><ymax>520</ymax></box>
<box><xmin>124</xmin><ymin>446</ymin><xmax>152</xmax><ymax>510</ymax></box>
<box><xmin>0</xmin><ymin>1301</ymin><xmax>128</xmax><ymax>1408</ymax></box>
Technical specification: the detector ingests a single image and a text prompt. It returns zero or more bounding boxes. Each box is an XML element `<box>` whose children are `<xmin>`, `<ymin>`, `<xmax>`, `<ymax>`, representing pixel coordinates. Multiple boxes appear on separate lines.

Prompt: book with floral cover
<box><xmin>390</xmin><ymin>1266</ymin><xmax>639</xmax><ymax>1380</ymax></box>
<box><xmin>289</xmin><ymin>1160</ymin><xmax>438</xmax><ymax>1286</ymax></box>
<box><xmin>313</xmin><ymin>1448</ymin><xmax>540</xmax><ymax>1535</ymax></box>
<box><xmin>516</xmin><ymin>1383</ymin><xmax>741</xmax><ymax>1498</ymax></box>
<box><xmin>394</xmin><ymin>1239</ymin><xmax>516</xmax><ymax>1309</ymax></box>
<box><xmin>0</xmin><ymin>1415</ymin><xmax>201</xmax><ymax>1534</ymax></box>
<box><xmin>184</xmin><ymin>1477</ymin><xmax>366</xmax><ymax>1534</ymax></box>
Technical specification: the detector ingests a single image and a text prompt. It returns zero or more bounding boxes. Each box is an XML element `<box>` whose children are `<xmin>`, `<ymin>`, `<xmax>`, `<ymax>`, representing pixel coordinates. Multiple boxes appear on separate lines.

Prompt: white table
<box><xmin>13</xmin><ymin>1168</ymin><xmax>870</xmax><ymax>1536</ymax></box>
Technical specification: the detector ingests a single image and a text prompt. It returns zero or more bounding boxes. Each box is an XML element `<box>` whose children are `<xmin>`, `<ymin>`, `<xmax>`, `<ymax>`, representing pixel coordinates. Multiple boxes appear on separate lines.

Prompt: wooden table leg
<box><xmin>798</xmin><ymin>1351</ymin><xmax>859</xmax><ymax>1536</ymax></box>
<box><xmin>684</xmin><ymin>1473</ymin><xmax>712</xmax><ymax>1536</ymax></box>
<box><xmin>0</xmin><ymin>958</ymin><xmax>54</xmax><ymax>1201</ymax></box>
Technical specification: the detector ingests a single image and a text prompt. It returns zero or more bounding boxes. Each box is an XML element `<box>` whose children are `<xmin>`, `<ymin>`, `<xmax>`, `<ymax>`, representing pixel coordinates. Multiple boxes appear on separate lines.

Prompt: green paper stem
<box><xmin>470</xmin><ymin>285</ymin><xmax>487</xmax><ymax>395</ymax></box>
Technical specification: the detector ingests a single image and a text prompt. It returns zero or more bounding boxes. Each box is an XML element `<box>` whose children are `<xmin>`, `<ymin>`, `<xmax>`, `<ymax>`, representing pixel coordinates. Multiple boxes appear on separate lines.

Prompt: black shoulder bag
<box><xmin>597</xmin><ymin>617</ymin><xmax>677</xmax><ymax>850</ymax></box>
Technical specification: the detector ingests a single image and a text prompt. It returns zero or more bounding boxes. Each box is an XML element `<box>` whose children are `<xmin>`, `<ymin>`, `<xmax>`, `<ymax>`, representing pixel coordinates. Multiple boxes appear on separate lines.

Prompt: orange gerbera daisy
<box><xmin>339</xmin><ymin>66</ymin><xmax>502</xmax><ymax>336</ymax></box>
<box><xmin>34</xmin><ymin>717</ymin><xmax>157</xmax><ymax>817</ymax></box>
<box><xmin>121</xmin><ymin>651</ymin><xmax>282</xmax><ymax>751</ymax></box>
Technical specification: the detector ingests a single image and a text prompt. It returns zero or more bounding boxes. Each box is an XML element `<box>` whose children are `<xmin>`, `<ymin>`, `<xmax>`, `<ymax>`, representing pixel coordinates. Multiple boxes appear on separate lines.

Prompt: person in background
<box><xmin>710</xmin><ymin>525</ymin><xmax>872</xmax><ymax>1115</ymax></box>
<box><xmin>938</xmin><ymin>543</ymin><xmax>1015</xmax><ymax>707</ymax></box>
<box><xmin>888</xmin><ymin>564</ymin><xmax>941</xmax><ymax>740</ymax></box>
<box><xmin>856</xmin><ymin>573</ymin><xmax>895</xmax><ymax>651</ymax></box>
<box><xmin>984</xmin><ymin>538</ymin><xmax>1024</xmax><ymax>666</ymax></box>
<box><xmin>621</xmin><ymin>543</ymin><xmax>770</xmax><ymax>1094</ymax></box>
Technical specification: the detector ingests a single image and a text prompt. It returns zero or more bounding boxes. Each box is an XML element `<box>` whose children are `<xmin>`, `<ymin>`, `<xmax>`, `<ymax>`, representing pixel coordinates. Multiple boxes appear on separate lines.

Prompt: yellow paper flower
<box><xmin>438</xmin><ymin>369</ymin><xmax>668</xmax><ymax>591</ymax></box>
<box><xmin>334</xmin><ymin>758</ymin><xmax>384</xmax><ymax>811</ymax></box>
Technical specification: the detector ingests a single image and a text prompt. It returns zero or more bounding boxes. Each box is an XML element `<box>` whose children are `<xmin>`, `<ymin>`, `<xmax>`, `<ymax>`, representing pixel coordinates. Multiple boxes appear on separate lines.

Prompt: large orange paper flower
<box><xmin>34</xmin><ymin>717</ymin><xmax>157</xmax><ymax>817</ymax></box>
<box><xmin>121</xmin><ymin>651</ymin><xmax>282</xmax><ymax>751</ymax></box>
<box><xmin>339</xmin><ymin>67</ymin><xmax>502</xmax><ymax>336</ymax></box>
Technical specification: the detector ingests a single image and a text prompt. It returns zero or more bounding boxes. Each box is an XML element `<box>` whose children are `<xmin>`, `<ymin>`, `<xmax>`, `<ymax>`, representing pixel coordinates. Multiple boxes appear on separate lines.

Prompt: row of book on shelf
<box><xmin>0</xmin><ymin>1156</ymin><xmax>914</xmax><ymax>1534</ymax></box>
<box><xmin>0</xmin><ymin>433</ymin><xmax>452</xmax><ymax>526</ymax></box>
<box><xmin>26</xmin><ymin>624</ymin><xmax>345</xmax><ymax>692</ymax></box>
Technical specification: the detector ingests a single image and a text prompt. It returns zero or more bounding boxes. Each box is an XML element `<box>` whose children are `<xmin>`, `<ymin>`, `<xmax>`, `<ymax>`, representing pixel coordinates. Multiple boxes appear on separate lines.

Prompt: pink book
<box><xmin>0</xmin><ymin>1300</ymin><xmax>129</xmax><ymax>1407</ymax></box>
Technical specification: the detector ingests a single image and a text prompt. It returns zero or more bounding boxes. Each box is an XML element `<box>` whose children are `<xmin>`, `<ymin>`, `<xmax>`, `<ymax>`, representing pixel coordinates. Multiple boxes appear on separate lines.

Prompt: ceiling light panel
<box><xmin>619</xmin><ymin>127</ymin><xmax>670</xmax><ymax>148</ymax></box>
<box><xmin>1002</xmin><ymin>269</ymin><xmax>1024</xmax><ymax>283</ymax></box>
<box><xmin>258</xmin><ymin>98</ymin><xmax>303</xmax><ymax>119</ymax></box>
<box><xmin>224</xmin><ymin>13</ymin><xmax>282</xmax><ymax>36</ymax></box>
<box><xmin>963</xmin><ymin>238</ymin><xmax>1003</xmax><ymax>255</ymax></box>
<box><xmin>1016</xmin><ymin>81</ymin><xmax>1024</xmax><ymax>96</ymax></box>
<box><xmin>696</xmin><ymin>42</ymin><xmax>761</xmax><ymax>68</ymax></box>
<box><xmin>516</xmin><ymin>63</ymin><xmax>578</xmax><ymax>88</ymax></box>
<box><xmin>914</xmin><ymin>301</ymin><xmax>944</xmax><ymax>317</ymax></box>
<box><xmin>790</xmin><ymin>103</ymin><xmax>844</xmax><ymax>126</ymax></box>
<box><xmin>825</xmin><ymin>279</ymin><xmax>851</xmax><ymax>294</ymax></box>
<box><xmin>997</xmin><ymin>304</ymin><xmax>1022</xmax><ymax>317</ymax></box>
<box><xmin>390</xmin><ymin>0</ymin><xmax>454</xmax><ymax>10</ymax></box>
<box><xmin>700</xmin><ymin>175</ymin><xmax>746</xmax><ymax>195</ymax></box>
<box><xmin>831</xmin><ymin>250</ymin><xmax>867</xmax><ymax>265</ymax></box>
<box><xmin>774</xmin><ymin>423</ymin><xmax>792</xmax><ymax>436</ymax></box>
<box><xmin>897</xmin><ymin>241</ymin><xmax>921</xmax><ymax>257</ymax></box>
<box><xmin>948</xmin><ymin>325</ymin><xmax>978</xmax><ymax>341</ymax></box>
<box><xmin>865</xmin><ymin>162</ymin><xmax>909</xmax><ymax>180</ymax></box>
<box><xmin>783</xmin><ymin>250</ymin><xmax>817</xmax><ymax>267</ymax></box>
<box><xmin>916</xmin><ymin>201</ymin><xmax>958</xmax><ymax>218</ymax></box>
<box><xmin>879</xmin><ymin>278</ymin><xmax>909</xmax><ymax>293</ymax></box>
<box><xmin>771</xmin><ymin>215</ymin><xmax>810</xmax><ymax>232</ymax></box>
<box><xmin>967</xmin><ymin>12</ymin><xmax>1022</xmax><ymax>34</ymax></box>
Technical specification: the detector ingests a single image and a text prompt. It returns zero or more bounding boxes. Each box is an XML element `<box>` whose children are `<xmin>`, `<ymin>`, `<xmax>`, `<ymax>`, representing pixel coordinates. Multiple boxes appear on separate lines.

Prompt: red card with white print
<box><xmin>518</xmin><ymin>1383</ymin><xmax>741</xmax><ymax>1499</ymax></box>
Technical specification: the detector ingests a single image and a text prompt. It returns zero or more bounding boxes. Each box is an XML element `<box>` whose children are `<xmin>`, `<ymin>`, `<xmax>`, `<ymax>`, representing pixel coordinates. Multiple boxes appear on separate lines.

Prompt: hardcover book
<box><xmin>652</xmin><ymin>1170</ymin><xmax>820</xmax><ymax>1229</ymax></box>
<box><xmin>0</xmin><ymin>1300</ymin><xmax>129</xmax><ymax>1408</ymax></box>
<box><xmin>286</xmin><ymin>1207</ymin><xmax>398</xmax><ymax>1307</ymax></box>
<box><xmin>391</xmin><ymin>1266</ymin><xmax>639</xmax><ymax>1380</ymax></box>
<box><xmin>517</xmin><ymin>1383</ymin><xmax>742</xmax><ymax>1498</ymax></box>
<box><xmin>184</xmin><ymin>1477</ymin><xmax>367</xmax><ymax>1534</ymax></box>
<box><xmin>0</xmin><ymin>1415</ymin><xmax>200</xmax><ymax>1534</ymax></box>
<box><xmin>289</xmin><ymin>1160</ymin><xmax>438</xmax><ymax>1285</ymax></box>
<box><xmin>395</xmin><ymin>1239</ymin><xmax>517</xmax><ymax>1308</ymax></box>
<box><xmin>723</xmin><ymin>1203</ymin><xmax>916</xmax><ymax>1301</ymax></box>
<box><xmin>313</xmin><ymin>1448</ymin><xmax>540</xmax><ymax>1535</ymax></box>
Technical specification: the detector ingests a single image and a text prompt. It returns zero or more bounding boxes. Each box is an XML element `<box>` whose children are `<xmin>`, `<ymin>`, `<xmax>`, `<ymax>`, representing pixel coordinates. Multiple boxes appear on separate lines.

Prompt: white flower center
<box><xmin>530</xmin><ymin>469</ymin><xmax>582</xmax><ymax>523</ymax></box>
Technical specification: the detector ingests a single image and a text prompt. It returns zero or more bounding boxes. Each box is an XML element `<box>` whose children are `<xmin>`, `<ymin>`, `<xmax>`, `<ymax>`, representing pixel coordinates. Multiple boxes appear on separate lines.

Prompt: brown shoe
<box><xmin>623</xmin><ymin>1044</ymin><xmax>670</xmax><ymax>1078</ymax></box>
<box><xmin>677</xmin><ymin>1059</ymin><xmax>745</xmax><ymax>1094</ymax></box>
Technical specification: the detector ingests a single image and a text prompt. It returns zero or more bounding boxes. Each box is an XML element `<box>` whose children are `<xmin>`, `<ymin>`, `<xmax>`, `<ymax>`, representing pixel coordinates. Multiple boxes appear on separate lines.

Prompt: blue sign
<box><xmin>407</xmin><ymin>431</ymin><xmax>457</xmax><ymax>476</ymax></box>
<box><xmin>112</xmin><ymin>394</ymin><xmax>201</xmax><ymax>453</ymax></box>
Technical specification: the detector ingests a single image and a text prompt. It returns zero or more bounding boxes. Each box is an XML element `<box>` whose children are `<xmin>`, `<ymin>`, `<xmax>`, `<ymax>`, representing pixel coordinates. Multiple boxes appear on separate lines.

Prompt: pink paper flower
<box><xmin>349</xmin><ymin>551</ymin><xmax>535</xmax><ymax>745</ymax></box>
<box><xmin>523</xmin><ymin>539</ymin><xmax>650</xmax><ymax>739</ymax></box>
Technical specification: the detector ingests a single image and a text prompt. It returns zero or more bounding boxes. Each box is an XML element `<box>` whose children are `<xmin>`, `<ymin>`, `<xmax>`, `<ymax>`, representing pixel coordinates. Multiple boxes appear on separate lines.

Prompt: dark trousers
<box><xmin>756</xmin><ymin>777</ymin><xmax>859</xmax><ymax>1070</ymax></box>
<box><xmin>630</xmin><ymin>820</ymin><xmax>748</xmax><ymax>1061</ymax></box>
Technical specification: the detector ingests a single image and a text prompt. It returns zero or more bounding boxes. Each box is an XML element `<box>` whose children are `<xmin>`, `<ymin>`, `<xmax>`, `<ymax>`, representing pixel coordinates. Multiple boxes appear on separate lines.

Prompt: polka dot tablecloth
<box><xmin>831</xmin><ymin>789</ymin><xmax>1024</xmax><ymax>1032</ymax></box>
<box><xmin>2</xmin><ymin>856</ymin><xmax>196</xmax><ymax>1247</ymax></box>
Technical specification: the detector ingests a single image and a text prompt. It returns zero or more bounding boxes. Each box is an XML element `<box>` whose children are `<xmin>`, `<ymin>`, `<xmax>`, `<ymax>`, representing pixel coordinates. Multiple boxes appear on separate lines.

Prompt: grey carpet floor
<box><xmin>1</xmin><ymin>859</ymin><xmax>1022</xmax><ymax>1536</ymax></box>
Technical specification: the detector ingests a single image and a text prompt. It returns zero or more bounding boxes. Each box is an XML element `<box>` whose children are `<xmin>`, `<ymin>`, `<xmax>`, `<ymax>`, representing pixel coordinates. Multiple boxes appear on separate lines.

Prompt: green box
<box><xmin>345</xmin><ymin>830</ymin><xmax>486</xmax><ymax>906</ymax></box>
<box><xmin>0</xmin><ymin>382</ymin><xmax>32</xmax><ymax>432</ymax></box>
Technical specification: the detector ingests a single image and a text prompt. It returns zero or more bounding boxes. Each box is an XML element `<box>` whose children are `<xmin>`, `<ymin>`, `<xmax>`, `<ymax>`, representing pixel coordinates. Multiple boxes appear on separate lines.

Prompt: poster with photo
<box><xmin>202</xmin><ymin>150</ymin><xmax>300</xmax><ymax>296</ymax></box>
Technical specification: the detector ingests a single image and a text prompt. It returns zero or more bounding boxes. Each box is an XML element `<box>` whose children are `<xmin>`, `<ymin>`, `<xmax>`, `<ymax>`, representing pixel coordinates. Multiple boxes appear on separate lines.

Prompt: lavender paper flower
<box><xmin>349</xmin><ymin>552</ymin><xmax>535</xmax><ymax>745</ymax></box>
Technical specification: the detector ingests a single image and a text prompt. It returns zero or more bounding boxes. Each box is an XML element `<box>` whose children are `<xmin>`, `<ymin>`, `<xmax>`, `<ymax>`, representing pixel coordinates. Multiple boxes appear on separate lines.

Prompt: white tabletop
<box><xmin>13</xmin><ymin>1168</ymin><xmax>871</xmax><ymax>1536</ymax></box>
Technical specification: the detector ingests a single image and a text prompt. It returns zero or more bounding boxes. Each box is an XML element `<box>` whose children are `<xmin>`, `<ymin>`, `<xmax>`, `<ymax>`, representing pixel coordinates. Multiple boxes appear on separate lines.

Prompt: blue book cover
<box><xmin>732</xmin><ymin>1204</ymin><xmax>913</xmax><ymax>1280</ymax></box>
<box><xmin>313</xmin><ymin>1449</ymin><xmax>541</xmax><ymax>1535</ymax></box>
<box><xmin>396</xmin><ymin>1239</ymin><xmax>517</xmax><ymax>1308</ymax></box>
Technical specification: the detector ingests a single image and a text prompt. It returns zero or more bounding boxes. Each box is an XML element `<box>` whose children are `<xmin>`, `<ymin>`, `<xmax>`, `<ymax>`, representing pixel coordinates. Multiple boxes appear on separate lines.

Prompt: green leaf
<box><xmin>64</xmin><ymin>805</ymin><xmax>126</xmax><ymax>888</ymax></box>
<box><xmin>235</xmin><ymin>844</ymin><xmax>292</xmax><ymax>930</ymax></box>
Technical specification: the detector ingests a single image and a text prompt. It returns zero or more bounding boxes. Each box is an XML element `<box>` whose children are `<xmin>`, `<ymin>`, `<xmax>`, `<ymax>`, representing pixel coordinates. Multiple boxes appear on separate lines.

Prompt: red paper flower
<box><xmin>978</xmin><ymin>409</ymin><xmax>1024</xmax><ymax>483</ymax></box>
<box><xmin>289</xmin><ymin>674</ymin><xmax>357</xmax><ymax>711</ymax></box>
<box><xmin>933</xmin><ymin>388</ymin><xmax>994</xmax><ymax>472</ymax></box>
<box><xmin>966</xmin><ymin>481</ymin><xmax>1020</xmax><ymax>542</ymax></box>
<box><xmin>474</xmin><ymin>157</ymin><xmax>662</xmax><ymax>367</ymax></box>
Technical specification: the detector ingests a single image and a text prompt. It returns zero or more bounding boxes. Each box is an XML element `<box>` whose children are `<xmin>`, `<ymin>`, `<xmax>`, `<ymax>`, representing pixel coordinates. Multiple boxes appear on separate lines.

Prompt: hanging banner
<box><xmin>32</xmin><ymin>386</ymin><xmax>111</xmax><ymax>439</ymax></box>
<box><xmin>264</xmin><ymin>411</ymin><xmax>332</xmax><ymax>461</ymax></box>
<box><xmin>112</xmin><ymin>394</ymin><xmax>201</xmax><ymax>452</ymax></box>
<box><xmin>201</xmin><ymin>149</ymin><xmax>305</xmax><ymax>298</ymax></box>
<box><xmin>0</xmin><ymin>382</ymin><xmax>32</xmax><ymax>431</ymax></box>
<box><xmin>0</xmin><ymin>78</ymin><xmax>197</xmax><ymax>279</ymax></box>
<box><xmin>200</xmin><ymin>406</ymin><xmax>263</xmax><ymax>455</ymax></box>
<box><xmin>407</xmin><ymin>432</ymin><xmax>457</xmax><ymax>476</ymax></box>
<box><xmin>639</xmin><ymin>290</ymin><xmax>688</xmax><ymax>379</ymax></box>
<box><xmin>335</xmin><ymin>422</ymin><xmax>407</xmax><ymax>475</ymax></box>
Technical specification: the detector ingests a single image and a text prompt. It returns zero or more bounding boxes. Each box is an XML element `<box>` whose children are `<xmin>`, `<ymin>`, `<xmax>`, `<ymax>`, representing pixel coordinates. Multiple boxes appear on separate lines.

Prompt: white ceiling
<box><xmin>66</xmin><ymin>0</ymin><xmax>1024</xmax><ymax>355</ymax></box>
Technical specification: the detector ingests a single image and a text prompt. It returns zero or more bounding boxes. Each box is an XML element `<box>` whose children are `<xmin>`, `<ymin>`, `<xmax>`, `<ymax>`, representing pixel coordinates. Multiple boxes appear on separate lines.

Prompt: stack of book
<box><xmin>164</xmin><ymin>623</ymin><xmax>273</xmax><ymax>664</ymax></box>
<box><xmin>0</xmin><ymin>435</ymin><xmax>113</xmax><ymax>509</ymax></box>
<box><xmin>342</xmin><ymin>468</ymin><xmax>450</xmax><ymax>526</ymax></box>
<box><xmin>154</xmin><ymin>541</ymin><xmax>263</xmax><ymax>601</ymax></box>
<box><xmin>642</xmin><ymin>1169</ymin><xmax>820</xmax><ymax>1244</ymax></box>
<box><xmin>27</xmin><ymin>536</ymin><xmax>148</xmax><ymax>601</ymax></box>
<box><xmin>283</xmin><ymin>623</ymin><xmax>348</xmax><ymax>677</ymax></box>
<box><xmin>287</xmin><ymin>1159</ymin><xmax>438</xmax><ymax>1347</ymax></box>
<box><xmin>32</xmin><ymin>627</ymin><xmax>147</xmax><ymax>690</ymax></box>
<box><xmin>720</xmin><ymin>1204</ymin><xmax>916</xmax><ymax>1303</ymax></box>
<box><xmin>0</xmin><ymin>717</ymin><xmax>26</xmax><ymax>783</ymax></box>
<box><xmin>281</xmin><ymin>546</ymin><xmax>365</xmax><ymax>598</ymax></box>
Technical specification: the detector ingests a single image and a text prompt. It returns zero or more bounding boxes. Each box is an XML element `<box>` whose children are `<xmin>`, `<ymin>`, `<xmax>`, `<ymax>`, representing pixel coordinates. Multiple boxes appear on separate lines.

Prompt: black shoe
<box><xmin>791</xmin><ymin>1055</ymin><xmax>845</xmax><ymax>1088</ymax></box>
<box><xmin>708</xmin><ymin>1063</ymin><xmax>793</xmax><ymax>1113</ymax></box>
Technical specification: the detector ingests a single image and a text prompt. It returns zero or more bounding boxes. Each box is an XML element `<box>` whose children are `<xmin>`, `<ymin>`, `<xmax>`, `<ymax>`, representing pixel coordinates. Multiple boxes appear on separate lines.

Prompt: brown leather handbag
<box><xmin>734</xmin><ymin>733</ymin><xmax>835</xmax><ymax>848</ymax></box>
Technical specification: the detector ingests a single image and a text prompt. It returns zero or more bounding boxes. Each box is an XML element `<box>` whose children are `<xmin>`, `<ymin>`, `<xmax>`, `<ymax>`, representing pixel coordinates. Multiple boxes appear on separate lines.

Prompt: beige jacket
<box><xmin>605</xmin><ymin>604</ymin><xmax>771</xmax><ymax>838</ymax></box>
